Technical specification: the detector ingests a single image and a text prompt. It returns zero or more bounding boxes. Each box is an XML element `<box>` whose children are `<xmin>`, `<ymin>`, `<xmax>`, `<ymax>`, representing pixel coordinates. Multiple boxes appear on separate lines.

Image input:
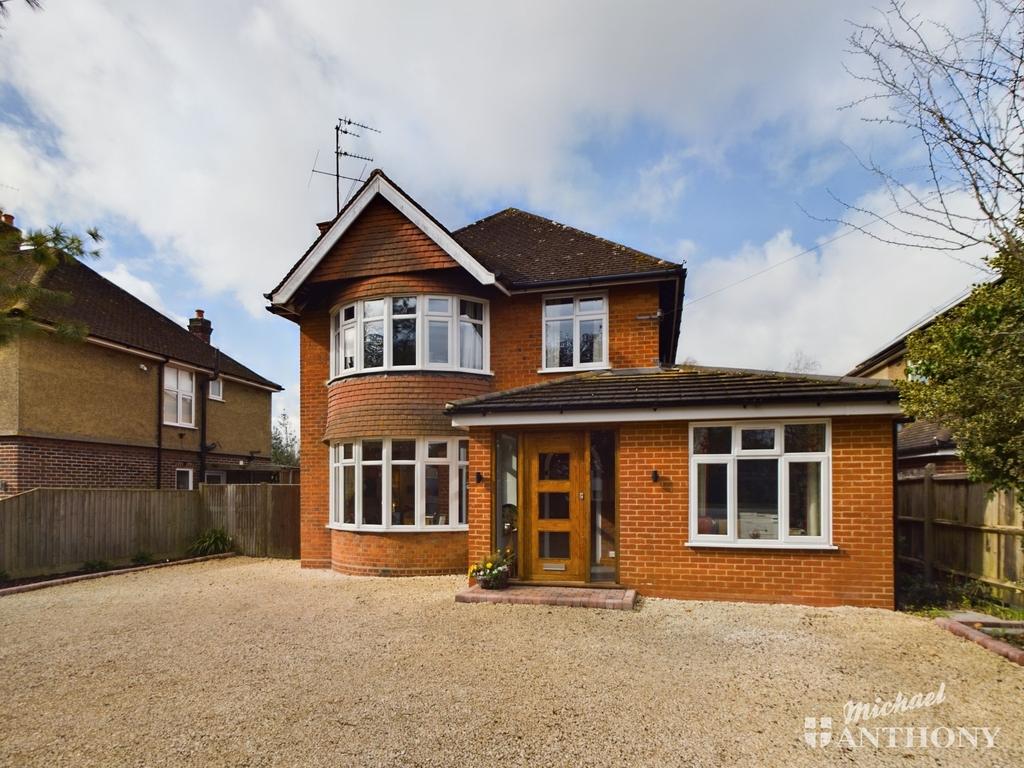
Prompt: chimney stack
<box><xmin>0</xmin><ymin>210</ymin><xmax>16</xmax><ymax>230</ymax></box>
<box><xmin>188</xmin><ymin>309</ymin><xmax>213</xmax><ymax>344</ymax></box>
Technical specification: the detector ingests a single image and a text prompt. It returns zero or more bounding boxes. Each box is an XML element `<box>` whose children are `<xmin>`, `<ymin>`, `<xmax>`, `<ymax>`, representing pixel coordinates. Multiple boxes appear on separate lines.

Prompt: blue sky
<box><xmin>0</xmin><ymin>1</ymin><xmax>990</xmax><ymax>425</ymax></box>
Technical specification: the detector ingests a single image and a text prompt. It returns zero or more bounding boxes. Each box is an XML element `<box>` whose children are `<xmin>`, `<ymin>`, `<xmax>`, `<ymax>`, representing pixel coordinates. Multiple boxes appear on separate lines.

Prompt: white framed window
<box><xmin>541</xmin><ymin>293</ymin><xmax>608</xmax><ymax>371</ymax></box>
<box><xmin>329</xmin><ymin>294</ymin><xmax>489</xmax><ymax>379</ymax></box>
<box><xmin>208</xmin><ymin>377</ymin><xmax>224</xmax><ymax>401</ymax></box>
<box><xmin>329</xmin><ymin>437</ymin><xmax>470</xmax><ymax>531</ymax></box>
<box><xmin>163</xmin><ymin>366</ymin><xmax>195</xmax><ymax>427</ymax></box>
<box><xmin>204</xmin><ymin>470</ymin><xmax>226</xmax><ymax>484</ymax></box>
<box><xmin>688</xmin><ymin>420</ymin><xmax>832</xmax><ymax>549</ymax></box>
<box><xmin>175</xmin><ymin>468</ymin><xmax>193</xmax><ymax>490</ymax></box>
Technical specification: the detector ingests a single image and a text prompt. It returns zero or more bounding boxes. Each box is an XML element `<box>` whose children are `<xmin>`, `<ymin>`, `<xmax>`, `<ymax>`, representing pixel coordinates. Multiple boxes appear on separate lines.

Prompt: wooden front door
<box><xmin>522</xmin><ymin>432</ymin><xmax>586</xmax><ymax>581</ymax></box>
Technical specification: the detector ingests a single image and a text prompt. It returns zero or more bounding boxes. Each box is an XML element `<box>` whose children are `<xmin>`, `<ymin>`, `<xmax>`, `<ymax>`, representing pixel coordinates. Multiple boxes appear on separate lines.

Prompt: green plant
<box><xmin>469</xmin><ymin>548</ymin><xmax>515</xmax><ymax>589</ymax></box>
<box><xmin>0</xmin><ymin>569</ymin><xmax>8</xmax><ymax>582</ymax></box>
<box><xmin>81</xmin><ymin>560</ymin><xmax>111</xmax><ymax>573</ymax></box>
<box><xmin>188</xmin><ymin>528</ymin><xmax>233</xmax><ymax>556</ymax></box>
<box><xmin>897</xmin><ymin>568</ymin><xmax>1024</xmax><ymax>620</ymax></box>
<box><xmin>131</xmin><ymin>551</ymin><xmax>154</xmax><ymax>566</ymax></box>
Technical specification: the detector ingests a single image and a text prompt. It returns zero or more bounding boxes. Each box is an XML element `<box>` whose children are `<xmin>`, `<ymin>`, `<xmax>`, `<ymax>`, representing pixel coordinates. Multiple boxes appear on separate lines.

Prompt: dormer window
<box><xmin>542</xmin><ymin>293</ymin><xmax>608</xmax><ymax>371</ymax></box>
<box><xmin>330</xmin><ymin>295</ymin><xmax>489</xmax><ymax>379</ymax></box>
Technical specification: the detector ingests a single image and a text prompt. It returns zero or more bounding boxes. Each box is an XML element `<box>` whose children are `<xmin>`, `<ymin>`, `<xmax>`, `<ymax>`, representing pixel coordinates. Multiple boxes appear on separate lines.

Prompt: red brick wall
<box><xmin>299</xmin><ymin>309</ymin><xmax>332</xmax><ymax>568</ymax></box>
<box><xmin>489</xmin><ymin>282</ymin><xmax>664</xmax><ymax>391</ymax></box>
<box><xmin>467</xmin><ymin>417</ymin><xmax>895</xmax><ymax>608</ymax></box>
<box><xmin>0</xmin><ymin>436</ymin><xmax>257</xmax><ymax>496</ymax></box>
<box><xmin>467</xmin><ymin>427</ymin><xmax>494</xmax><ymax>563</ymax></box>
<box><xmin>331</xmin><ymin>529</ymin><xmax>468</xmax><ymax>576</ymax></box>
<box><xmin>325</xmin><ymin>373</ymin><xmax>490</xmax><ymax>439</ymax></box>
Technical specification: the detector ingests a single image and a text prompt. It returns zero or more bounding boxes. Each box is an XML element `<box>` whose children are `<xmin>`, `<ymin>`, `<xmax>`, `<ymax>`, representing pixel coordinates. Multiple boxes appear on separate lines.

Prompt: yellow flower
<box><xmin>485</xmin><ymin>562</ymin><xmax>492</xmax><ymax>569</ymax></box>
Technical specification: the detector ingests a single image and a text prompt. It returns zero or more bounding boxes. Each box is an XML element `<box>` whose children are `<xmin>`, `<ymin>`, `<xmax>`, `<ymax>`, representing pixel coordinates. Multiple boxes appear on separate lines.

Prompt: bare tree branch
<box><xmin>832</xmin><ymin>1</ymin><xmax>1024</xmax><ymax>251</ymax></box>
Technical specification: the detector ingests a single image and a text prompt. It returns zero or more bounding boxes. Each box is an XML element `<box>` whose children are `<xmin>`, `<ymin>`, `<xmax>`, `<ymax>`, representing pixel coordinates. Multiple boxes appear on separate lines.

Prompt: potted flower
<box><xmin>469</xmin><ymin>548</ymin><xmax>515</xmax><ymax>590</ymax></box>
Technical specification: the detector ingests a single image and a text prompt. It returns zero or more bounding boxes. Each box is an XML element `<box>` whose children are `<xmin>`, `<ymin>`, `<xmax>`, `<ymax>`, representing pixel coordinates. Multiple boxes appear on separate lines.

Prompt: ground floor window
<box><xmin>689</xmin><ymin>421</ymin><xmax>831</xmax><ymax>548</ymax></box>
<box><xmin>175</xmin><ymin>468</ymin><xmax>193</xmax><ymax>490</ymax></box>
<box><xmin>330</xmin><ymin>437</ymin><xmax>469</xmax><ymax>531</ymax></box>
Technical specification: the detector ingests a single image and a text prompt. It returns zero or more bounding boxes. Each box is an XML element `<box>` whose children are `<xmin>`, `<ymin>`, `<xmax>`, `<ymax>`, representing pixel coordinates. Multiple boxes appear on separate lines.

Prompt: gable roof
<box><xmin>268</xmin><ymin>170</ymin><xmax>501</xmax><ymax>307</ymax></box>
<box><xmin>267</xmin><ymin>169</ymin><xmax>684</xmax><ymax>311</ymax></box>
<box><xmin>2</xmin><ymin>256</ymin><xmax>281</xmax><ymax>390</ymax></box>
<box><xmin>452</xmin><ymin>208</ymin><xmax>680</xmax><ymax>287</ymax></box>
<box><xmin>446</xmin><ymin>365</ymin><xmax>898</xmax><ymax>416</ymax></box>
<box><xmin>848</xmin><ymin>285</ymin><xmax>983</xmax><ymax>377</ymax></box>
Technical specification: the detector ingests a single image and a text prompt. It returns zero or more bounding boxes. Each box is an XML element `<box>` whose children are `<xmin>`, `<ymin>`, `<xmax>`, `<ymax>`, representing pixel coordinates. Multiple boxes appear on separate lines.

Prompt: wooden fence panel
<box><xmin>198</xmin><ymin>484</ymin><xmax>299</xmax><ymax>558</ymax></box>
<box><xmin>897</xmin><ymin>467</ymin><xmax>1024</xmax><ymax>606</ymax></box>
<box><xmin>0</xmin><ymin>489</ymin><xmax>201</xmax><ymax>578</ymax></box>
<box><xmin>0</xmin><ymin>484</ymin><xmax>299</xmax><ymax>579</ymax></box>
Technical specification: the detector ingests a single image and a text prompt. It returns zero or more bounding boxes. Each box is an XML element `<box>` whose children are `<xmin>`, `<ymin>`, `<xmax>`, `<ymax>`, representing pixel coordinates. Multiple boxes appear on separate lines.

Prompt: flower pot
<box><xmin>479</xmin><ymin>571</ymin><xmax>510</xmax><ymax>590</ymax></box>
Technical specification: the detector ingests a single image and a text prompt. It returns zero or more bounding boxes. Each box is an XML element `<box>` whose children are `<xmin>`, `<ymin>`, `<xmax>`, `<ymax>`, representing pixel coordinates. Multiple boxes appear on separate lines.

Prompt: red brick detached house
<box><xmin>268</xmin><ymin>170</ymin><xmax>901</xmax><ymax>607</ymax></box>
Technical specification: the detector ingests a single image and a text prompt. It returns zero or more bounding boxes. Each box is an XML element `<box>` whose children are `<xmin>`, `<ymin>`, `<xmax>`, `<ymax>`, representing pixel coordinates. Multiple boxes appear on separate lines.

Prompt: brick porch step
<box><xmin>455</xmin><ymin>584</ymin><xmax>637</xmax><ymax>610</ymax></box>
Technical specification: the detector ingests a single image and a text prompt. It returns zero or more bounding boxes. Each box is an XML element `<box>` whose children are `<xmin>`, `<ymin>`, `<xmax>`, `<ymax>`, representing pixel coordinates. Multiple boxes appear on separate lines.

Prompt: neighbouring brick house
<box><xmin>848</xmin><ymin>289</ymin><xmax>974</xmax><ymax>477</ymax></box>
<box><xmin>268</xmin><ymin>170</ymin><xmax>901</xmax><ymax>607</ymax></box>
<box><xmin>0</xmin><ymin>214</ymin><xmax>285</xmax><ymax>495</ymax></box>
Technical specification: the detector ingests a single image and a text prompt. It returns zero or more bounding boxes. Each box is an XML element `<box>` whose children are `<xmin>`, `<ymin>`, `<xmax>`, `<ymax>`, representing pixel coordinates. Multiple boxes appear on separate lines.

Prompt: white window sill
<box><xmin>327</xmin><ymin>369</ymin><xmax>493</xmax><ymax>385</ymax></box>
<box><xmin>686</xmin><ymin>540</ymin><xmax>838</xmax><ymax>551</ymax></box>
<box><xmin>326</xmin><ymin>523</ymin><xmax>469</xmax><ymax>534</ymax></box>
<box><xmin>164</xmin><ymin>422</ymin><xmax>197</xmax><ymax>430</ymax></box>
<box><xmin>208</xmin><ymin>396</ymin><xmax>224</xmax><ymax>402</ymax></box>
<box><xmin>537</xmin><ymin>364</ymin><xmax>611</xmax><ymax>375</ymax></box>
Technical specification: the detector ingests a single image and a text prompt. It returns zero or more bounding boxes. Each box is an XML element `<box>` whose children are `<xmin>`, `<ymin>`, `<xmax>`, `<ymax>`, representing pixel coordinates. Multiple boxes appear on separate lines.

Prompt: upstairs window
<box><xmin>163</xmin><ymin>366</ymin><xmax>195</xmax><ymax>427</ymax></box>
<box><xmin>208</xmin><ymin>377</ymin><xmax>224</xmax><ymax>401</ymax></box>
<box><xmin>330</xmin><ymin>295</ymin><xmax>489</xmax><ymax>378</ymax></box>
<box><xmin>542</xmin><ymin>294</ymin><xmax>608</xmax><ymax>371</ymax></box>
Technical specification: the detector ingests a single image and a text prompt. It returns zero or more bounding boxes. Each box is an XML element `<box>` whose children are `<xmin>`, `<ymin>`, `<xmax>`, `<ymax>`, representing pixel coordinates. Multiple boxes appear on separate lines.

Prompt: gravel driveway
<box><xmin>1</xmin><ymin>557</ymin><xmax>1022</xmax><ymax>767</ymax></box>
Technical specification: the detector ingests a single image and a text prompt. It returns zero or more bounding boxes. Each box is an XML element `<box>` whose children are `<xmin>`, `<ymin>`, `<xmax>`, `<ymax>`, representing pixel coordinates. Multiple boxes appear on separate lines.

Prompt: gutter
<box><xmin>506</xmin><ymin>265</ymin><xmax>684</xmax><ymax>292</ymax></box>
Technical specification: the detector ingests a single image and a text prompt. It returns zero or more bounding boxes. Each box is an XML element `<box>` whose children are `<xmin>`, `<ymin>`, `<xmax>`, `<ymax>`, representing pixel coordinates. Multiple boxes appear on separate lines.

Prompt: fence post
<box><xmin>922</xmin><ymin>463</ymin><xmax>936</xmax><ymax>581</ymax></box>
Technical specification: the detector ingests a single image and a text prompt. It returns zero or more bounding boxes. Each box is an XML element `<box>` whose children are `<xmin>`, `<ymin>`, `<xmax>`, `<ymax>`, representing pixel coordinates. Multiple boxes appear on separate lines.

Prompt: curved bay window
<box><xmin>330</xmin><ymin>437</ymin><xmax>470</xmax><ymax>531</ymax></box>
<box><xmin>331</xmin><ymin>295</ymin><xmax>489</xmax><ymax>378</ymax></box>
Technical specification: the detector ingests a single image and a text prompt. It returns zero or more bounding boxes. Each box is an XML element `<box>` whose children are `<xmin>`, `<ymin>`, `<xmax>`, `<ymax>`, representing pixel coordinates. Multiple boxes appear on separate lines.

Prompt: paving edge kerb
<box><xmin>934</xmin><ymin>616</ymin><xmax>1024</xmax><ymax>666</ymax></box>
<box><xmin>0</xmin><ymin>553</ymin><xmax>237</xmax><ymax>597</ymax></box>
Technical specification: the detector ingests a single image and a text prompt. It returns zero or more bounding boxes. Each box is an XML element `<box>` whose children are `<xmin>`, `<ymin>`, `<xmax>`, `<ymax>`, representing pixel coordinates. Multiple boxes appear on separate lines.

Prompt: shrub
<box><xmin>131</xmin><ymin>552</ymin><xmax>154</xmax><ymax>566</ymax></box>
<box><xmin>189</xmin><ymin>528</ymin><xmax>233</xmax><ymax>557</ymax></box>
<box><xmin>0</xmin><ymin>569</ymin><xmax>8</xmax><ymax>582</ymax></box>
<box><xmin>81</xmin><ymin>560</ymin><xmax>111</xmax><ymax>573</ymax></box>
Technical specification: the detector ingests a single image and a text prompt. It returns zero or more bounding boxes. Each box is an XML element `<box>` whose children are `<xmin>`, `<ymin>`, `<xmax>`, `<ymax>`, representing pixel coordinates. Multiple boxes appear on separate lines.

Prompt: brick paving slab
<box><xmin>455</xmin><ymin>583</ymin><xmax>636</xmax><ymax>610</ymax></box>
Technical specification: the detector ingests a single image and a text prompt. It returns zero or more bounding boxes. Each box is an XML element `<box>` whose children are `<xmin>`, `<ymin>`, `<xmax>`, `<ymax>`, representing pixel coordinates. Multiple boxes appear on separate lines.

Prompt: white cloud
<box><xmin>0</xmin><ymin>0</ymin><xmax>971</xmax><ymax>318</ymax></box>
<box><xmin>679</xmin><ymin>188</ymin><xmax>992</xmax><ymax>374</ymax></box>
<box><xmin>99</xmin><ymin>263</ymin><xmax>187</xmax><ymax>326</ymax></box>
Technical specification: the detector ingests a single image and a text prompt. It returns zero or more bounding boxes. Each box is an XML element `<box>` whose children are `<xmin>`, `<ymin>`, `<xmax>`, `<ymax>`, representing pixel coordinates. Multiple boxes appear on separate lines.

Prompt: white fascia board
<box><xmin>219</xmin><ymin>373</ymin><xmax>281</xmax><ymax>392</ymax></box>
<box><xmin>271</xmin><ymin>175</ymin><xmax>505</xmax><ymax>305</ymax></box>
<box><xmin>449</xmin><ymin>401</ymin><xmax>903</xmax><ymax>427</ymax></box>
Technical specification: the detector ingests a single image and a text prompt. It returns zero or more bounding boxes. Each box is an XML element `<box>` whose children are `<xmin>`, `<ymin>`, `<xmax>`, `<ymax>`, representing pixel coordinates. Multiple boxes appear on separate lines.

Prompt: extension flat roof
<box><xmin>447</xmin><ymin>365</ymin><xmax>898</xmax><ymax>415</ymax></box>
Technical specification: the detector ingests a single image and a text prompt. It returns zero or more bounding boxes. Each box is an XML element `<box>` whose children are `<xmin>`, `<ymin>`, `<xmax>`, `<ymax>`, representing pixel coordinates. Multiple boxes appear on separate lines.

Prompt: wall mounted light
<box><xmin>475</xmin><ymin>471</ymin><xmax>484</xmax><ymax>483</ymax></box>
<box><xmin>651</xmin><ymin>469</ymin><xmax>660</xmax><ymax>483</ymax></box>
